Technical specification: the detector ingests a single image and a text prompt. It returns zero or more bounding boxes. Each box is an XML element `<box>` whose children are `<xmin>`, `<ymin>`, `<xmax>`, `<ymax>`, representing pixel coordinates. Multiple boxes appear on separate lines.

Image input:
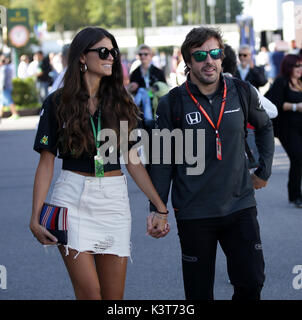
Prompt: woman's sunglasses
<box><xmin>294</xmin><ymin>63</ymin><xmax>302</xmax><ymax>68</ymax></box>
<box><xmin>191</xmin><ymin>48</ymin><xmax>223</xmax><ymax>62</ymax></box>
<box><xmin>85</xmin><ymin>47</ymin><xmax>119</xmax><ymax>60</ymax></box>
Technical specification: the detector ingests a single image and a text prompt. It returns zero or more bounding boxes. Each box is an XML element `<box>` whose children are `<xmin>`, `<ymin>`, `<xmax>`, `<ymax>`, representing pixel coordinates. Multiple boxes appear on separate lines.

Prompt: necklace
<box><xmin>290</xmin><ymin>79</ymin><xmax>302</xmax><ymax>92</ymax></box>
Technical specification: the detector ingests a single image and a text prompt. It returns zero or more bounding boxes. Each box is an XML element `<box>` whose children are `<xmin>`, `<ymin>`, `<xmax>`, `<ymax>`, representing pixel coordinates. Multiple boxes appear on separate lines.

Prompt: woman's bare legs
<box><xmin>95</xmin><ymin>254</ymin><xmax>128</xmax><ymax>300</ymax></box>
<box><xmin>58</xmin><ymin>247</ymin><xmax>128</xmax><ymax>300</ymax></box>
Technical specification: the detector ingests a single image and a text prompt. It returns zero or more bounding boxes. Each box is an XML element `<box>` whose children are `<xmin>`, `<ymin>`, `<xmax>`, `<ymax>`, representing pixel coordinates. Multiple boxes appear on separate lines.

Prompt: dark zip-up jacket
<box><xmin>149</xmin><ymin>75</ymin><xmax>274</xmax><ymax>220</ymax></box>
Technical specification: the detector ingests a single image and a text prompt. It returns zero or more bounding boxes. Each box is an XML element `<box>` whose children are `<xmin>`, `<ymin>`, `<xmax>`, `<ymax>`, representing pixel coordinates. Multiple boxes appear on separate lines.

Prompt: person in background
<box><xmin>269</xmin><ymin>42</ymin><xmax>286</xmax><ymax>83</ymax></box>
<box><xmin>29</xmin><ymin>26</ymin><xmax>169</xmax><ymax>300</ymax></box>
<box><xmin>2</xmin><ymin>56</ymin><xmax>19</xmax><ymax>119</ymax></box>
<box><xmin>265</xmin><ymin>54</ymin><xmax>302</xmax><ymax>208</ymax></box>
<box><xmin>17</xmin><ymin>54</ymin><xmax>30</xmax><ymax>79</ymax></box>
<box><xmin>128</xmin><ymin>44</ymin><xmax>166</xmax><ymax>126</ymax></box>
<box><xmin>121</xmin><ymin>53</ymin><xmax>130</xmax><ymax>87</ymax></box>
<box><xmin>49</xmin><ymin>44</ymin><xmax>70</xmax><ymax>94</ymax></box>
<box><xmin>235</xmin><ymin>44</ymin><xmax>267</xmax><ymax>90</ymax></box>
<box><xmin>27</xmin><ymin>51</ymin><xmax>41</xmax><ymax>78</ymax></box>
<box><xmin>223</xmin><ymin>44</ymin><xmax>277</xmax><ymax>119</ymax></box>
<box><xmin>37</xmin><ymin>52</ymin><xmax>54</xmax><ymax>102</ymax></box>
<box><xmin>256</xmin><ymin>46</ymin><xmax>271</xmax><ymax>80</ymax></box>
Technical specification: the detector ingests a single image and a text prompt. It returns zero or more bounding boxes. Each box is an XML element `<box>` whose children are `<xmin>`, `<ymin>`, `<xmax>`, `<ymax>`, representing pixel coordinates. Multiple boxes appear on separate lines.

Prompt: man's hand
<box><xmin>146</xmin><ymin>212</ymin><xmax>170</xmax><ymax>239</ymax></box>
<box><xmin>251</xmin><ymin>173</ymin><xmax>267</xmax><ymax>190</ymax></box>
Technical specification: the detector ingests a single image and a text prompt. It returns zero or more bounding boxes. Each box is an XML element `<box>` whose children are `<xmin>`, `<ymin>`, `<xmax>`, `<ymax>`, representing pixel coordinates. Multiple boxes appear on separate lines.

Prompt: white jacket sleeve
<box><xmin>254</xmin><ymin>86</ymin><xmax>278</xmax><ymax>119</ymax></box>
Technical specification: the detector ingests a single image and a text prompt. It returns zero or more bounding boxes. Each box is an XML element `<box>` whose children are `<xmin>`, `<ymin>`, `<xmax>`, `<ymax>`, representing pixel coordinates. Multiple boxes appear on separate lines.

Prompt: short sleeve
<box><xmin>33</xmin><ymin>93</ymin><xmax>59</xmax><ymax>156</ymax></box>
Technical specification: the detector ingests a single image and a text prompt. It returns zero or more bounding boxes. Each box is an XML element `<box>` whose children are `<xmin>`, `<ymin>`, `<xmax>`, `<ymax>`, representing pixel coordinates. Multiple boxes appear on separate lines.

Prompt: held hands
<box><xmin>251</xmin><ymin>173</ymin><xmax>267</xmax><ymax>190</ymax></box>
<box><xmin>146</xmin><ymin>212</ymin><xmax>170</xmax><ymax>239</ymax></box>
<box><xmin>30</xmin><ymin>221</ymin><xmax>58</xmax><ymax>245</ymax></box>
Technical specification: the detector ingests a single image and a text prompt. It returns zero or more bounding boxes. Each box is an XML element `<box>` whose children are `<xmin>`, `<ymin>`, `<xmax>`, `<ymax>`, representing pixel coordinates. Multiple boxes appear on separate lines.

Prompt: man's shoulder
<box><xmin>150</xmin><ymin>64</ymin><xmax>165</xmax><ymax>75</ymax></box>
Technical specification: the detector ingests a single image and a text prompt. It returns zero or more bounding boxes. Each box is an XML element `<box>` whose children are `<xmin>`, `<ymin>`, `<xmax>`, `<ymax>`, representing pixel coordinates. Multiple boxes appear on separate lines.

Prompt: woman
<box><xmin>29</xmin><ymin>27</ymin><xmax>169</xmax><ymax>300</ymax></box>
<box><xmin>265</xmin><ymin>54</ymin><xmax>302</xmax><ymax>208</ymax></box>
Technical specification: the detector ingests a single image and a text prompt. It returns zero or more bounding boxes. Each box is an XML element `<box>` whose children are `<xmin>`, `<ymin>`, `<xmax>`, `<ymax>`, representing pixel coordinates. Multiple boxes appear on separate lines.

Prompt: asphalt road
<box><xmin>0</xmin><ymin>116</ymin><xmax>302</xmax><ymax>300</ymax></box>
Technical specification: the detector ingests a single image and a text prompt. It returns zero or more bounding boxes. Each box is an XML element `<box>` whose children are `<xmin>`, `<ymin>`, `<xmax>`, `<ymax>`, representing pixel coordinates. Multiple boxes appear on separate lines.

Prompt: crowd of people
<box><xmin>0</xmin><ymin>48</ymin><xmax>68</xmax><ymax>122</ymax></box>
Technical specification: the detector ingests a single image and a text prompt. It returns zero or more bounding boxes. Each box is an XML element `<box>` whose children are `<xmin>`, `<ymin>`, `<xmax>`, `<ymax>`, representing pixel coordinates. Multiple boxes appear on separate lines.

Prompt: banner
<box><xmin>7</xmin><ymin>8</ymin><xmax>30</xmax><ymax>48</ymax></box>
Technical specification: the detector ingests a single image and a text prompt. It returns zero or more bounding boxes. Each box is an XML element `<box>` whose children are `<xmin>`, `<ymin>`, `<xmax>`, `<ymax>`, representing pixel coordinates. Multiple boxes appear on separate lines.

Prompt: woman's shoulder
<box><xmin>40</xmin><ymin>89</ymin><xmax>63</xmax><ymax>117</ymax></box>
<box><xmin>274</xmin><ymin>76</ymin><xmax>288</xmax><ymax>86</ymax></box>
<box><xmin>43</xmin><ymin>89</ymin><xmax>62</xmax><ymax>107</ymax></box>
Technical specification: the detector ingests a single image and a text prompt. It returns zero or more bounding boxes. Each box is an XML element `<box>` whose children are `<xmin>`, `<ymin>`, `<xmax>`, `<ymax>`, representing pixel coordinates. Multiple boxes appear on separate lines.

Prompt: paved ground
<box><xmin>0</xmin><ymin>115</ymin><xmax>302</xmax><ymax>300</ymax></box>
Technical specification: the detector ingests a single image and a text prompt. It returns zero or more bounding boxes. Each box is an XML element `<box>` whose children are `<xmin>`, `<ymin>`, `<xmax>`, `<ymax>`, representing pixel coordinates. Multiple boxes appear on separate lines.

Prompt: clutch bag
<box><xmin>39</xmin><ymin>203</ymin><xmax>68</xmax><ymax>245</ymax></box>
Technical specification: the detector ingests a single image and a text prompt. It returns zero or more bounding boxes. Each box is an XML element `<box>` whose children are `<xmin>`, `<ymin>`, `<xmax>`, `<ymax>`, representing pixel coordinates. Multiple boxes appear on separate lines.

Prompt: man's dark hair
<box><xmin>181</xmin><ymin>27</ymin><xmax>224</xmax><ymax>74</ymax></box>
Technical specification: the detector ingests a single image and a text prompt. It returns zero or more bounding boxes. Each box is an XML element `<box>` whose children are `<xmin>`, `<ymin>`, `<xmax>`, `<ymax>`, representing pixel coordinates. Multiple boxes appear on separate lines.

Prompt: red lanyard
<box><xmin>185</xmin><ymin>80</ymin><xmax>227</xmax><ymax>160</ymax></box>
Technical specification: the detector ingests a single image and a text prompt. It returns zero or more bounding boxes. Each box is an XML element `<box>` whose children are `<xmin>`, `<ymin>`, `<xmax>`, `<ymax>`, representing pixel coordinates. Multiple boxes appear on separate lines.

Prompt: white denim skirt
<box><xmin>50</xmin><ymin>170</ymin><xmax>131</xmax><ymax>259</ymax></box>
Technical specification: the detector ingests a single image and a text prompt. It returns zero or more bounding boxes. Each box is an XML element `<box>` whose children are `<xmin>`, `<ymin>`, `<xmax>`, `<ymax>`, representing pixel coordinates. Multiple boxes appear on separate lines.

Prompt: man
<box><xmin>28</xmin><ymin>51</ymin><xmax>53</xmax><ymax>103</ymax></box>
<box><xmin>49</xmin><ymin>44</ymin><xmax>70</xmax><ymax>94</ymax></box>
<box><xmin>128</xmin><ymin>44</ymin><xmax>166</xmax><ymax>125</ymax></box>
<box><xmin>147</xmin><ymin>27</ymin><xmax>274</xmax><ymax>300</ymax></box>
<box><xmin>235</xmin><ymin>44</ymin><xmax>267</xmax><ymax>90</ymax></box>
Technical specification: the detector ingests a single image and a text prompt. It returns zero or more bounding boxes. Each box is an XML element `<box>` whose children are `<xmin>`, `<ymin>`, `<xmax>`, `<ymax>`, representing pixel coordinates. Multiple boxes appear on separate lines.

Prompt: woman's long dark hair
<box><xmin>55</xmin><ymin>27</ymin><xmax>139</xmax><ymax>157</ymax></box>
<box><xmin>280</xmin><ymin>54</ymin><xmax>301</xmax><ymax>81</ymax></box>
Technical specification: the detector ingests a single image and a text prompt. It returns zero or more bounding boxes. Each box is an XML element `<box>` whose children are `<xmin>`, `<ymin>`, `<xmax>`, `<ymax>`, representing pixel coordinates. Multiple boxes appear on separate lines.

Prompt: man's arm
<box><xmin>149</xmin><ymin>94</ymin><xmax>174</xmax><ymax>211</ymax></box>
<box><xmin>248</xmin><ymin>85</ymin><xmax>275</xmax><ymax>182</ymax></box>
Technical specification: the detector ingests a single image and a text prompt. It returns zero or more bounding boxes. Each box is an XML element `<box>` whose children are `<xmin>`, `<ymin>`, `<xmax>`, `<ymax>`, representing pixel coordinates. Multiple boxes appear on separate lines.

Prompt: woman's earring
<box><xmin>80</xmin><ymin>63</ymin><xmax>88</xmax><ymax>73</ymax></box>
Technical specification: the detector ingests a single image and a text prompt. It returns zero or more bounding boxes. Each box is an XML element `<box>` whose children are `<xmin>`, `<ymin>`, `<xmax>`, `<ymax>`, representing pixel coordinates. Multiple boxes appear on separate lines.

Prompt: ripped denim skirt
<box><xmin>50</xmin><ymin>170</ymin><xmax>131</xmax><ymax>259</ymax></box>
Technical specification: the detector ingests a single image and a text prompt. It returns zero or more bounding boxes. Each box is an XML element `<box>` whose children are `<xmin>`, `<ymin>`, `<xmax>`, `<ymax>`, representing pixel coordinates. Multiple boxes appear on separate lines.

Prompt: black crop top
<box><xmin>33</xmin><ymin>92</ymin><xmax>141</xmax><ymax>173</ymax></box>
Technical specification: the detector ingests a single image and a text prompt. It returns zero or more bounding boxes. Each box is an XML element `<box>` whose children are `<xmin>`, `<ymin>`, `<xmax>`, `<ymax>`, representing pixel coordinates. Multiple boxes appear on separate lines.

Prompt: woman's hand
<box><xmin>146</xmin><ymin>212</ymin><xmax>170</xmax><ymax>239</ymax></box>
<box><xmin>30</xmin><ymin>221</ymin><xmax>58</xmax><ymax>245</ymax></box>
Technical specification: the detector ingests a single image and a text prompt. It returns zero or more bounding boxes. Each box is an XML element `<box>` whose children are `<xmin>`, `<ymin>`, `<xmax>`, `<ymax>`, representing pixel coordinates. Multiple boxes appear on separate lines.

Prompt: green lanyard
<box><xmin>90</xmin><ymin>112</ymin><xmax>101</xmax><ymax>155</ymax></box>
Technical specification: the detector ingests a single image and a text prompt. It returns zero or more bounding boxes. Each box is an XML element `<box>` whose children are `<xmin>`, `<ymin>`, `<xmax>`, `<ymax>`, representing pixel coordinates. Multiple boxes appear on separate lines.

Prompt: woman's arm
<box><xmin>126</xmin><ymin>148</ymin><xmax>169</xmax><ymax>238</ymax></box>
<box><xmin>282</xmin><ymin>102</ymin><xmax>302</xmax><ymax>112</ymax></box>
<box><xmin>29</xmin><ymin>150</ymin><xmax>58</xmax><ymax>244</ymax></box>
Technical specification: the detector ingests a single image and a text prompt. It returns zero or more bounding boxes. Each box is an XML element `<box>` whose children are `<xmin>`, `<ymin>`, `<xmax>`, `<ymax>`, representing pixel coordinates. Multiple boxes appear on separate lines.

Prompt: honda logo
<box><xmin>186</xmin><ymin>112</ymin><xmax>202</xmax><ymax>125</ymax></box>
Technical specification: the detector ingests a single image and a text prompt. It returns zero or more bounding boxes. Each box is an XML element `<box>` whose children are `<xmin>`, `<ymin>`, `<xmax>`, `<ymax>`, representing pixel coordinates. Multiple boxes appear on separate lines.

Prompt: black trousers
<box><xmin>176</xmin><ymin>206</ymin><xmax>265</xmax><ymax>300</ymax></box>
<box><xmin>279</xmin><ymin>117</ymin><xmax>302</xmax><ymax>202</ymax></box>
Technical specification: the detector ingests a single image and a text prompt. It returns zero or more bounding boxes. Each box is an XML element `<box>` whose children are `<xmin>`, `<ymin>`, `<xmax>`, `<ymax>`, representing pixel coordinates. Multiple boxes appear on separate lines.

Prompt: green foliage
<box><xmin>36</xmin><ymin>0</ymin><xmax>90</xmax><ymax>32</ymax></box>
<box><xmin>3</xmin><ymin>0</ymin><xmax>243</xmax><ymax>33</ymax></box>
<box><xmin>8</xmin><ymin>0</ymin><xmax>42</xmax><ymax>31</ymax></box>
<box><xmin>12</xmin><ymin>77</ymin><xmax>39</xmax><ymax>108</ymax></box>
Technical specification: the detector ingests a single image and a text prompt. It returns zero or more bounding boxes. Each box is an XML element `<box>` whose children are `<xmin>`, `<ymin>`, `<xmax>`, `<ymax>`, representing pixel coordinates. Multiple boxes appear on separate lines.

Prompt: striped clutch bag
<box><xmin>39</xmin><ymin>203</ymin><xmax>68</xmax><ymax>245</ymax></box>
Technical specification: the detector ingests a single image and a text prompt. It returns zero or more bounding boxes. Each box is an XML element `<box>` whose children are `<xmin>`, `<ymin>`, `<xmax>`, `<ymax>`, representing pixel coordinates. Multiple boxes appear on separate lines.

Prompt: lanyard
<box><xmin>90</xmin><ymin>111</ymin><xmax>101</xmax><ymax>155</ymax></box>
<box><xmin>185</xmin><ymin>80</ymin><xmax>227</xmax><ymax>160</ymax></box>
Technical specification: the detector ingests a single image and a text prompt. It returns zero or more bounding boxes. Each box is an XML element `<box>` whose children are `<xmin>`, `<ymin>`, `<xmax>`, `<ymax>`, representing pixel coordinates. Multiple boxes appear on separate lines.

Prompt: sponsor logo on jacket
<box><xmin>186</xmin><ymin>112</ymin><xmax>202</xmax><ymax>125</ymax></box>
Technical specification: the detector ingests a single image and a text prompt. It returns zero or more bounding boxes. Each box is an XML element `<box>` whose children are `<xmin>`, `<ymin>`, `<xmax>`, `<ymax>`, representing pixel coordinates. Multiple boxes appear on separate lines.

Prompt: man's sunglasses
<box><xmin>85</xmin><ymin>47</ymin><xmax>119</xmax><ymax>60</ymax></box>
<box><xmin>239</xmin><ymin>53</ymin><xmax>248</xmax><ymax>58</ymax></box>
<box><xmin>138</xmin><ymin>52</ymin><xmax>149</xmax><ymax>57</ymax></box>
<box><xmin>191</xmin><ymin>48</ymin><xmax>223</xmax><ymax>62</ymax></box>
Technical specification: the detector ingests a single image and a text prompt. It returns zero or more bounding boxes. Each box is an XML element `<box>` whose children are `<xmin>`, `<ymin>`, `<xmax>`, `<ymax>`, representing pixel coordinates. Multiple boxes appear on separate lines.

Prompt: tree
<box><xmin>36</xmin><ymin>0</ymin><xmax>90</xmax><ymax>37</ymax></box>
<box><xmin>2</xmin><ymin>0</ymin><xmax>41</xmax><ymax>30</ymax></box>
<box><xmin>86</xmin><ymin>0</ymin><xmax>126</xmax><ymax>29</ymax></box>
